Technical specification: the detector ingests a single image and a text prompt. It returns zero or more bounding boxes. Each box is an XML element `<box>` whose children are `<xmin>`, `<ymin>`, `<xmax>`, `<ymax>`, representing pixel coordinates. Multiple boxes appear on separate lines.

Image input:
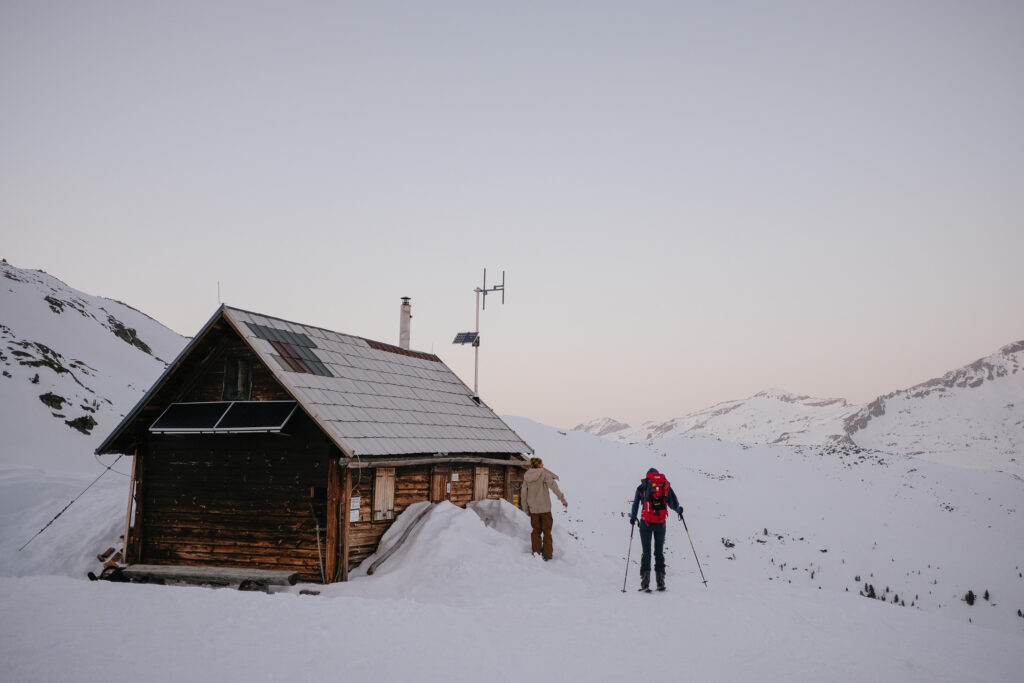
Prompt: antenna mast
<box><xmin>453</xmin><ymin>268</ymin><xmax>506</xmax><ymax>397</ymax></box>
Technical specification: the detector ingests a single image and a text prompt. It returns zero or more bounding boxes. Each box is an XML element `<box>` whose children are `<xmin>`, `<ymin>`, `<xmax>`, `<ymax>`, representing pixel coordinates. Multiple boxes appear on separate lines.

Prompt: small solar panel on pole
<box><xmin>452</xmin><ymin>268</ymin><xmax>505</xmax><ymax>398</ymax></box>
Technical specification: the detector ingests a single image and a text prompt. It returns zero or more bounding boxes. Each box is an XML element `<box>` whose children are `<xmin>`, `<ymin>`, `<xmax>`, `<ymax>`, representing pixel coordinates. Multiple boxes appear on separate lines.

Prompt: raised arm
<box><xmin>546</xmin><ymin>470</ymin><xmax>567</xmax><ymax>507</ymax></box>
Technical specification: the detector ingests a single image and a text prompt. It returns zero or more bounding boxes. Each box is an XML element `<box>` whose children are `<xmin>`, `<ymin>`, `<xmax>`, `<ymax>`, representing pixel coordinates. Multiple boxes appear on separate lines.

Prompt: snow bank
<box><xmin>0</xmin><ymin>467</ymin><xmax>124</xmax><ymax>579</ymax></box>
<box><xmin>337</xmin><ymin>499</ymin><xmax>590</xmax><ymax>606</ymax></box>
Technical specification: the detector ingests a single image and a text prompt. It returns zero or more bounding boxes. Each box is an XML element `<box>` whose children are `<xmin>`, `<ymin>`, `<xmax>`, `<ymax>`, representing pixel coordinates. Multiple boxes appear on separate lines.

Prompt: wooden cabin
<box><xmin>96</xmin><ymin>305</ymin><xmax>531</xmax><ymax>583</ymax></box>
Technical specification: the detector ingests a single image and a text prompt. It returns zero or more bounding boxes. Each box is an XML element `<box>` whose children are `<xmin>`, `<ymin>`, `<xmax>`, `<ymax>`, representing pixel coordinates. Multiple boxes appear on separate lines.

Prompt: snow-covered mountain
<box><xmin>576</xmin><ymin>348</ymin><xmax>1024</xmax><ymax>476</ymax></box>
<box><xmin>598</xmin><ymin>389</ymin><xmax>858</xmax><ymax>446</ymax></box>
<box><xmin>571</xmin><ymin>416</ymin><xmax>632</xmax><ymax>438</ymax></box>
<box><xmin>844</xmin><ymin>342</ymin><xmax>1024</xmax><ymax>475</ymax></box>
<box><xmin>0</xmin><ymin>260</ymin><xmax>186</xmax><ymax>472</ymax></box>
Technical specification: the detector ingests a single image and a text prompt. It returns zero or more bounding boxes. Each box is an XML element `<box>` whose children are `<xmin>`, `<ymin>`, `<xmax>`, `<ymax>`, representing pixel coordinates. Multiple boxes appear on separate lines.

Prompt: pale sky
<box><xmin>2</xmin><ymin>2</ymin><xmax>1022</xmax><ymax>428</ymax></box>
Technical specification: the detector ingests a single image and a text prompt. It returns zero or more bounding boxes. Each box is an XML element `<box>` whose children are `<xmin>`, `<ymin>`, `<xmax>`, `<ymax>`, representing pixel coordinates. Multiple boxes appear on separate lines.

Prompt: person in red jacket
<box><xmin>629</xmin><ymin>468</ymin><xmax>684</xmax><ymax>591</ymax></box>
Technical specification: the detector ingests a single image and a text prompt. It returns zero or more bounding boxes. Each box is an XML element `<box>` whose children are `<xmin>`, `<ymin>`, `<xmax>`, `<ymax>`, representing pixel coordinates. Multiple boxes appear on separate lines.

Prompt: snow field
<box><xmin>1</xmin><ymin>418</ymin><xmax>1022</xmax><ymax>682</ymax></box>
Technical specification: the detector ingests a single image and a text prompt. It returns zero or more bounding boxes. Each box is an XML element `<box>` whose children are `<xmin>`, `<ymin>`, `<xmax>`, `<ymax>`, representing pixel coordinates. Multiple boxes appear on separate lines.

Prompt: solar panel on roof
<box><xmin>246</xmin><ymin>322</ymin><xmax>317</xmax><ymax>349</ymax></box>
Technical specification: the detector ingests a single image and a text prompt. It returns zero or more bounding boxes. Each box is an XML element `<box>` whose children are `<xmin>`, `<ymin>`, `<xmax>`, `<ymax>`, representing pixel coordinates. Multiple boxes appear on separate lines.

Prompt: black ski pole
<box><xmin>621</xmin><ymin>521</ymin><xmax>636</xmax><ymax>593</ymax></box>
<box><xmin>680</xmin><ymin>512</ymin><xmax>708</xmax><ymax>587</ymax></box>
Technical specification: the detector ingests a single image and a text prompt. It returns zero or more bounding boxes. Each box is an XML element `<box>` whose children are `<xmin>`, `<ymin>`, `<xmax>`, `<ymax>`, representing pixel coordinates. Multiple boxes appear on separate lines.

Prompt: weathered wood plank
<box><xmin>127</xmin><ymin>450</ymin><xmax>146</xmax><ymax>563</ymax></box>
<box><xmin>340</xmin><ymin>466</ymin><xmax>351</xmax><ymax>580</ymax></box>
<box><xmin>122</xmin><ymin>564</ymin><xmax>299</xmax><ymax>586</ymax></box>
<box><xmin>122</xmin><ymin>451</ymin><xmax>139</xmax><ymax>564</ymax></box>
<box><xmin>143</xmin><ymin>540</ymin><xmax>320</xmax><ymax>556</ymax></box>
<box><xmin>326</xmin><ymin>458</ymin><xmax>340</xmax><ymax>582</ymax></box>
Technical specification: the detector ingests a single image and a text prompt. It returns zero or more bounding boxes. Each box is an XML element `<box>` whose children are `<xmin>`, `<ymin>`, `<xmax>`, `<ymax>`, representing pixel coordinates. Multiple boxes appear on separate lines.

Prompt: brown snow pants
<box><xmin>530</xmin><ymin>512</ymin><xmax>554</xmax><ymax>556</ymax></box>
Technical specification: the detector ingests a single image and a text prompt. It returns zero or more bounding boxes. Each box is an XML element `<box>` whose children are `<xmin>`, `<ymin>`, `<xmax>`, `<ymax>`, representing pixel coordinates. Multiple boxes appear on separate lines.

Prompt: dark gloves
<box><xmin>677</xmin><ymin>511</ymin><xmax>684</xmax><ymax>521</ymax></box>
<box><xmin>629</xmin><ymin>516</ymin><xmax>637</xmax><ymax>526</ymax></box>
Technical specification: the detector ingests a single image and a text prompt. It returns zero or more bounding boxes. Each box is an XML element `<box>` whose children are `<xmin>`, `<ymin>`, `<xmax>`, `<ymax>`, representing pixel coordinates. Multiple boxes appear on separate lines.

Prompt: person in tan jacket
<box><xmin>519</xmin><ymin>456</ymin><xmax>568</xmax><ymax>560</ymax></box>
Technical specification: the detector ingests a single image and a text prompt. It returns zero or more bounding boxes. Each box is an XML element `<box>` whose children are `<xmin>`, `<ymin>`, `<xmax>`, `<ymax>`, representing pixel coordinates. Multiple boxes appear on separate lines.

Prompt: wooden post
<box><xmin>339</xmin><ymin>466</ymin><xmax>351</xmax><ymax>581</ymax></box>
<box><xmin>126</xmin><ymin>451</ymin><xmax>146</xmax><ymax>563</ymax></box>
<box><xmin>325</xmin><ymin>459</ymin><xmax>340</xmax><ymax>582</ymax></box>
<box><xmin>122</xmin><ymin>450</ymin><xmax>138</xmax><ymax>561</ymax></box>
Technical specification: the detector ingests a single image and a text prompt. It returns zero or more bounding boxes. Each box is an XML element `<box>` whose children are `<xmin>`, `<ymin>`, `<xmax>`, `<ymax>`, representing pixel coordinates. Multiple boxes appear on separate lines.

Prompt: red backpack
<box><xmin>641</xmin><ymin>471</ymin><xmax>670</xmax><ymax>524</ymax></box>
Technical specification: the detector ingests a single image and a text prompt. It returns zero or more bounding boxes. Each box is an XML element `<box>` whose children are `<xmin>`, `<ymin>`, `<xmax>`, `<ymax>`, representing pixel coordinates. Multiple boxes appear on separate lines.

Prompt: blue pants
<box><xmin>639</xmin><ymin>521</ymin><xmax>666</xmax><ymax>573</ymax></box>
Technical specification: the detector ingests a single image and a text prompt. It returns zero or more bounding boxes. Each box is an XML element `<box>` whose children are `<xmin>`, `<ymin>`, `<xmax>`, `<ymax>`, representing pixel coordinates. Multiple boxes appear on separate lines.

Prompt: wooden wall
<box><xmin>137</xmin><ymin>415</ymin><xmax>332</xmax><ymax>583</ymax></box>
<box><xmin>184</xmin><ymin>337</ymin><xmax>284</xmax><ymax>402</ymax></box>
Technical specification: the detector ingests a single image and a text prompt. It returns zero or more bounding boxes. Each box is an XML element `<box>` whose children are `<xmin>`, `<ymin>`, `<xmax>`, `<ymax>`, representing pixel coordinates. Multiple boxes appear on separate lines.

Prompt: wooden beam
<box><xmin>340</xmin><ymin>455</ymin><xmax>528</xmax><ymax>470</ymax></box>
<box><xmin>339</xmin><ymin>467</ymin><xmax>351</xmax><ymax>581</ymax></box>
<box><xmin>122</xmin><ymin>450</ymin><xmax>138</xmax><ymax>562</ymax></box>
<box><xmin>325</xmin><ymin>458</ymin><xmax>340</xmax><ymax>582</ymax></box>
<box><xmin>127</xmin><ymin>452</ymin><xmax>146</xmax><ymax>563</ymax></box>
<box><xmin>122</xmin><ymin>564</ymin><xmax>298</xmax><ymax>586</ymax></box>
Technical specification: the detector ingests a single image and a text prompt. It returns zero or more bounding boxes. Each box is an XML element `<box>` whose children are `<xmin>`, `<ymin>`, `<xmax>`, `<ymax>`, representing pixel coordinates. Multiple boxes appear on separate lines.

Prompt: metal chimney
<box><xmin>399</xmin><ymin>297</ymin><xmax>412</xmax><ymax>350</ymax></box>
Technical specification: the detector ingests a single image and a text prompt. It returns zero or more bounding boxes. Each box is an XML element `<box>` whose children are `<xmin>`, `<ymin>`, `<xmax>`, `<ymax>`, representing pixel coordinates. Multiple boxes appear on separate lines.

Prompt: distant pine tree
<box><xmin>964</xmin><ymin>590</ymin><xmax>976</xmax><ymax>606</ymax></box>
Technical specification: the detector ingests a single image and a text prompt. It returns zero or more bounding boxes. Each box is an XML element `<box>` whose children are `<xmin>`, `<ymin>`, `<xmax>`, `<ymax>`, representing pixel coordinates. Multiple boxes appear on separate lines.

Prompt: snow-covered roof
<box><xmin>97</xmin><ymin>305</ymin><xmax>532</xmax><ymax>458</ymax></box>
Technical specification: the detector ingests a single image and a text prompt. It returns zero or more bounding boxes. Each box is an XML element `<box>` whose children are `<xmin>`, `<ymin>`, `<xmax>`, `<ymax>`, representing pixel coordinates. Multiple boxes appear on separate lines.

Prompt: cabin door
<box><xmin>429</xmin><ymin>465</ymin><xmax>450</xmax><ymax>502</ymax></box>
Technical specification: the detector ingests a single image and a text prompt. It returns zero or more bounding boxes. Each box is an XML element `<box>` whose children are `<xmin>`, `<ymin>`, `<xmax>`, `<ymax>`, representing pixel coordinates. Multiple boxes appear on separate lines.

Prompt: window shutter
<box><xmin>430</xmin><ymin>466</ymin><xmax>450</xmax><ymax>502</ymax></box>
<box><xmin>373</xmin><ymin>467</ymin><xmax>395</xmax><ymax>521</ymax></box>
<box><xmin>473</xmin><ymin>467</ymin><xmax>488</xmax><ymax>501</ymax></box>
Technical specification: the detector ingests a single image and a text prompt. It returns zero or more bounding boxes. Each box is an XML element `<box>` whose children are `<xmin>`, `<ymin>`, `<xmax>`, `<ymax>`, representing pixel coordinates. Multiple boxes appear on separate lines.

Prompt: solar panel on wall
<box><xmin>149</xmin><ymin>401</ymin><xmax>298</xmax><ymax>433</ymax></box>
<box><xmin>216</xmin><ymin>401</ymin><xmax>297</xmax><ymax>430</ymax></box>
<box><xmin>150</xmin><ymin>402</ymin><xmax>232</xmax><ymax>431</ymax></box>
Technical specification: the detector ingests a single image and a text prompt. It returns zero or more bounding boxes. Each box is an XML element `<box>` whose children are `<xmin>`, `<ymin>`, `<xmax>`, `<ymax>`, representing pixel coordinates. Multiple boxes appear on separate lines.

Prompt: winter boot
<box><xmin>656</xmin><ymin>571</ymin><xmax>666</xmax><ymax>591</ymax></box>
<box><xmin>639</xmin><ymin>570</ymin><xmax>651</xmax><ymax>592</ymax></box>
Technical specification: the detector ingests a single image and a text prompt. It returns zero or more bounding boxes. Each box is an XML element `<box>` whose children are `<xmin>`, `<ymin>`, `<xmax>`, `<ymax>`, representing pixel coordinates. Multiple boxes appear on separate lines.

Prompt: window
<box><xmin>222</xmin><ymin>357</ymin><xmax>252</xmax><ymax>401</ymax></box>
<box><xmin>473</xmin><ymin>467</ymin><xmax>489</xmax><ymax>501</ymax></box>
<box><xmin>373</xmin><ymin>467</ymin><xmax>395</xmax><ymax>521</ymax></box>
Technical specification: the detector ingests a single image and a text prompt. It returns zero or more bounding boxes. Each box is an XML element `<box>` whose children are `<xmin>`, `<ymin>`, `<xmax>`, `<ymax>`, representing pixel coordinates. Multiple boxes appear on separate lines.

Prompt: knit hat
<box><xmin>530</xmin><ymin>457</ymin><xmax>543</xmax><ymax>468</ymax></box>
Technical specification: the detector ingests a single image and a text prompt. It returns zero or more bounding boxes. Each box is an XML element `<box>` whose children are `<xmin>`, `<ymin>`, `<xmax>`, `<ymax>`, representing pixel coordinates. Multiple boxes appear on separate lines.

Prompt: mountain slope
<box><xmin>0</xmin><ymin>260</ymin><xmax>186</xmax><ymax>472</ymax></box>
<box><xmin>844</xmin><ymin>341</ymin><xmax>1024</xmax><ymax>476</ymax></box>
<box><xmin>587</xmin><ymin>389</ymin><xmax>858</xmax><ymax>446</ymax></box>
<box><xmin>571</xmin><ymin>416</ymin><xmax>631</xmax><ymax>438</ymax></box>
<box><xmin>576</xmin><ymin>345</ymin><xmax>1024</xmax><ymax>476</ymax></box>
